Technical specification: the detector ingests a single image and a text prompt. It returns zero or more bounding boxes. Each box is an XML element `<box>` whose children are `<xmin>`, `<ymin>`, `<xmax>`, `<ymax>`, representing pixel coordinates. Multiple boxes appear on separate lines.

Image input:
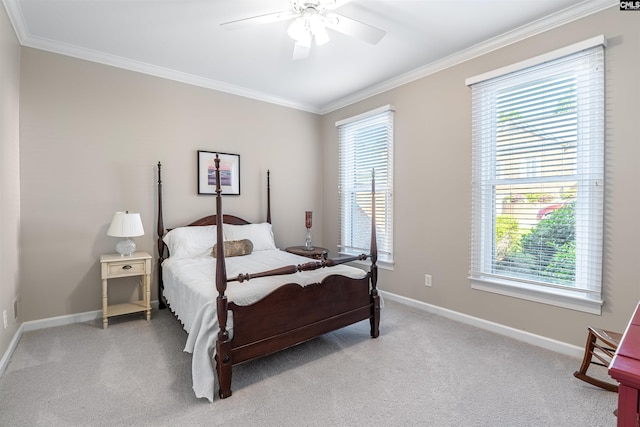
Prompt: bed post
<box><xmin>266</xmin><ymin>170</ymin><xmax>271</xmax><ymax>224</ymax></box>
<box><xmin>157</xmin><ymin>162</ymin><xmax>166</xmax><ymax>309</ymax></box>
<box><xmin>214</xmin><ymin>155</ymin><xmax>233</xmax><ymax>399</ymax></box>
<box><xmin>370</xmin><ymin>169</ymin><xmax>380</xmax><ymax>338</ymax></box>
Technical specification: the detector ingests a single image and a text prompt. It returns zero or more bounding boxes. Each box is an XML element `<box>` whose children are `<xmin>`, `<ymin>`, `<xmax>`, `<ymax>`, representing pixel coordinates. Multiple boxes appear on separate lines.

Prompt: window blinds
<box><xmin>337</xmin><ymin>106</ymin><xmax>394</xmax><ymax>263</ymax></box>
<box><xmin>468</xmin><ymin>41</ymin><xmax>604</xmax><ymax>303</ymax></box>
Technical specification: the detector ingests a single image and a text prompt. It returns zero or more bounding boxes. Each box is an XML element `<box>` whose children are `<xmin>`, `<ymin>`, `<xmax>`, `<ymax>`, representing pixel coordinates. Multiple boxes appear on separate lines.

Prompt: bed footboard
<box><xmin>215</xmin><ymin>274</ymin><xmax>378</xmax><ymax>399</ymax></box>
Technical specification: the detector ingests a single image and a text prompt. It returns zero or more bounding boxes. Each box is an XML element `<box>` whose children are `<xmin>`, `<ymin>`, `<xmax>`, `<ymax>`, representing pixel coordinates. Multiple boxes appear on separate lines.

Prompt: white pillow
<box><xmin>163</xmin><ymin>225</ymin><xmax>218</xmax><ymax>259</ymax></box>
<box><xmin>223</xmin><ymin>223</ymin><xmax>276</xmax><ymax>251</ymax></box>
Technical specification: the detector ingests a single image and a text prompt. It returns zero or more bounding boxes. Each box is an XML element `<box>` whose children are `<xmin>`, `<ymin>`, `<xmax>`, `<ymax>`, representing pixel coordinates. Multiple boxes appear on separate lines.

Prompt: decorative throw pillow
<box><xmin>212</xmin><ymin>239</ymin><xmax>253</xmax><ymax>258</ymax></box>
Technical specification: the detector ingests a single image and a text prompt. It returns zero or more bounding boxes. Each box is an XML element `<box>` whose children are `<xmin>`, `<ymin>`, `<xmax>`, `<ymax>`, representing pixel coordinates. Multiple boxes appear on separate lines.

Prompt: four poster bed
<box><xmin>156</xmin><ymin>158</ymin><xmax>380</xmax><ymax>401</ymax></box>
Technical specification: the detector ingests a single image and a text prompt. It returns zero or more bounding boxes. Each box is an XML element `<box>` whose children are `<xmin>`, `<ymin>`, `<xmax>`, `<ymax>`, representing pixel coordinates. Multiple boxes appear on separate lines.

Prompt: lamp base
<box><xmin>304</xmin><ymin>228</ymin><xmax>314</xmax><ymax>251</ymax></box>
<box><xmin>115</xmin><ymin>238</ymin><xmax>136</xmax><ymax>256</ymax></box>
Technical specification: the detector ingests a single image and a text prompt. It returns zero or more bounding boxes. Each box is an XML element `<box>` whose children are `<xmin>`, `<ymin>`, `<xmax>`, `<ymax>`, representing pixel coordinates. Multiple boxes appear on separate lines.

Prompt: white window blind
<box><xmin>468</xmin><ymin>39</ymin><xmax>605</xmax><ymax>313</ymax></box>
<box><xmin>337</xmin><ymin>105</ymin><xmax>394</xmax><ymax>263</ymax></box>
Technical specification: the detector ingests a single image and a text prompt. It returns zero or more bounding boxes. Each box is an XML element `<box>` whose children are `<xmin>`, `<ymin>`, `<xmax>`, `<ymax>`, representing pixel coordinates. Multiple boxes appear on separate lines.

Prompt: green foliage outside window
<box><xmin>495</xmin><ymin>215</ymin><xmax>521</xmax><ymax>261</ymax></box>
<box><xmin>496</xmin><ymin>202</ymin><xmax>576</xmax><ymax>285</ymax></box>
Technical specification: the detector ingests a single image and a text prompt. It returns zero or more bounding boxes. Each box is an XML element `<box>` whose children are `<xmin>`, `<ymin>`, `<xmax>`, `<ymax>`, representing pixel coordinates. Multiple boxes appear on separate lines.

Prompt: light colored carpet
<box><xmin>0</xmin><ymin>300</ymin><xmax>617</xmax><ymax>426</ymax></box>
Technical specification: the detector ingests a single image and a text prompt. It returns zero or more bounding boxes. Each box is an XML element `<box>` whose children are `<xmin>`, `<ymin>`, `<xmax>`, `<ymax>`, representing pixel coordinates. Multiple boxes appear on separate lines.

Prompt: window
<box><xmin>467</xmin><ymin>36</ymin><xmax>605</xmax><ymax>314</ymax></box>
<box><xmin>337</xmin><ymin>105</ymin><xmax>394</xmax><ymax>265</ymax></box>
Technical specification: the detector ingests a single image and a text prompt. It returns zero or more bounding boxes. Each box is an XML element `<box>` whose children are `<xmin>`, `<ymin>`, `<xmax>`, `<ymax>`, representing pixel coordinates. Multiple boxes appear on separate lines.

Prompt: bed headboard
<box><xmin>155</xmin><ymin>161</ymin><xmax>271</xmax><ymax>308</ymax></box>
<box><xmin>184</xmin><ymin>214</ymin><xmax>250</xmax><ymax>227</ymax></box>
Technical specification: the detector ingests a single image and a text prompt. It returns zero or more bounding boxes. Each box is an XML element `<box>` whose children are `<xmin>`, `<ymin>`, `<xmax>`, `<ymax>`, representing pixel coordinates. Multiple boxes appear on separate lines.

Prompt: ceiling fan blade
<box><xmin>221</xmin><ymin>10</ymin><xmax>299</xmax><ymax>30</ymax></box>
<box><xmin>324</xmin><ymin>13</ymin><xmax>386</xmax><ymax>44</ymax></box>
<box><xmin>292</xmin><ymin>41</ymin><xmax>311</xmax><ymax>61</ymax></box>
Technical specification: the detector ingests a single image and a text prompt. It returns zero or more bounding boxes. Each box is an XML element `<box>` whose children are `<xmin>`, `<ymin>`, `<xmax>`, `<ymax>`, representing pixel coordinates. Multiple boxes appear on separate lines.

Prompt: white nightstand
<box><xmin>100</xmin><ymin>251</ymin><xmax>151</xmax><ymax>329</ymax></box>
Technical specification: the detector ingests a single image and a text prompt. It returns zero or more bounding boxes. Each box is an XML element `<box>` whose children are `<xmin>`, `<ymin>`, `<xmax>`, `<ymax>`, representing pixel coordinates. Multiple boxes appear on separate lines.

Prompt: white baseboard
<box><xmin>380</xmin><ymin>290</ymin><xmax>584</xmax><ymax>359</ymax></box>
<box><xmin>3</xmin><ymin>296</ymin><xmax>581</xmax><ymax>378</ymax></box>
<box><xmin>0</xmin><ymin>300</ymin><xmax>160</xmax><ymax>378</ymax></box>
<box><xmin>0</xmin><ymin>323</ymin><xmax>24</xmax><ymax>378</ymax></box>
<box><xmin>22</xmin><ymin>309</ymin><xmax>102</xmax><ymax>332</ymax></box>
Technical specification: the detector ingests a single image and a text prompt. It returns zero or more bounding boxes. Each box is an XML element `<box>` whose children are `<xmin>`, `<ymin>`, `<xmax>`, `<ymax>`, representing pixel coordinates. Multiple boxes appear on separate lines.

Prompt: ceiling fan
<box><xmin>220</xmin><ymin>0</ymin><xmax>386</xmax><ymax>60</ymax></box>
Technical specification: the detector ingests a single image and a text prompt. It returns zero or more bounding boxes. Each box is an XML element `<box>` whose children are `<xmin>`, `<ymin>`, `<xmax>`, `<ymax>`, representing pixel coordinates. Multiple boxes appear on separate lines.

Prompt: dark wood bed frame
<box><xmin>156</xmin><ymin>159</ymin><xmax>380</xmax><ymax>399</ymax></box>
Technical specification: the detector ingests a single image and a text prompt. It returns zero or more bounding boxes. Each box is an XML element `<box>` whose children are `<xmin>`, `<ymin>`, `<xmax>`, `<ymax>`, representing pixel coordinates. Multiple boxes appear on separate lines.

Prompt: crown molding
<box><xmin>20</xmin><ymin>34</ymin><xmax>321</xmax><ymax>114</ymax></box>
<box><xmin>319</xmin><ymin>0</ymin><xmax>617</xmax><ymax>114</ymax></box>
<box><xmin>2</xmin><ymin>0</ymin><xmax>320</xmax><ymax>113</ymax></box>
<box><xmin>1</xmin><ymin>0</ymin><xmax>27</xmax><ymax>41</ymax></box>
<box><xmin>3</xmin><ymin>0</ymin><xmax>617</xmax><ymax>115</ymax></box>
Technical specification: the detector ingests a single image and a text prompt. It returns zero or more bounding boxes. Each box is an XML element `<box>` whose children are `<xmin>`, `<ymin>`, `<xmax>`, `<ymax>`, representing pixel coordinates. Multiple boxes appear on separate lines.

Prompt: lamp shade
<box><xmin>107</xmin><ymin>212</ymin><xmax>144</xmax><ymax>238</ymax></box>
<box><xmin>107</xmin><ymin>212</ymin><xmax>144</xmax><ymax>256</ymax></box>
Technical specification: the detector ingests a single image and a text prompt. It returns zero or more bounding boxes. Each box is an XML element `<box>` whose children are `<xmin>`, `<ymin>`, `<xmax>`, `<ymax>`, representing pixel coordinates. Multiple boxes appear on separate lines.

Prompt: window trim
<box><xmin>467</xmin><ymin>37</ymin><xmax>606</xmax><ymax>315</ymax></box>
<box><xmin>470</xmin><ymin>277</ymin><xmax>603</xmax><ymax>315</ymax></box>
<box><xmin>336</xmin><ymin>104</ymin><xmax>395</xmax><ymax>264</ymax></box>
<box><xmin>465</xmin><ymin>35</ymin><xmax>606</xmax><ymax>86</ymax></box>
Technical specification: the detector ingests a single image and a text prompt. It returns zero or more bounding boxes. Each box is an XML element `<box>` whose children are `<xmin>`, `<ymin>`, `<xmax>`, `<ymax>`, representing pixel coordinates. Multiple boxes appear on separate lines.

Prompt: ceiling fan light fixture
<box><xmin>309</xmin><ymin>14</ymin><xmax>329</xmax><ymax>45</ymax></box>
<box><xmin>313</xmin><ymin>27</ymin><xmax>330</xmax><ymax>46</ymax></box>
<box><xmin>288</xmin><ymin>5</ymin><xmax>331</xmax><ymax>48</ymax></box>
<box><xmin>298</xmin><ymin>31</ymin><xmax>312</xmax><ymax>48</ymax></box>
<box><xmin>222</xmin><ymin>0</ymin><xmax>385</xmax><ymax>61</ymax></box>
<box><xmin>287</xmin><ymin>17</ymin><xmax>307</xmax><ymax>42</ymax></box>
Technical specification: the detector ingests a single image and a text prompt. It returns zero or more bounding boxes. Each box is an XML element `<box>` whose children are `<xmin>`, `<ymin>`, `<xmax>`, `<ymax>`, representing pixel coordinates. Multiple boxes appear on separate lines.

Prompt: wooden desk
<box><xmin>609</xmin><ymin>302</ymin><xmax>640</xmax><ymax>426</ymax></box>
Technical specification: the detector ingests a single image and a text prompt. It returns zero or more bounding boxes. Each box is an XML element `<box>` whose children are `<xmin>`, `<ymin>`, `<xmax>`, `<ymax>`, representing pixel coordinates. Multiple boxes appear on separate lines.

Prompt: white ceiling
<box><xmin>3</xmin><ymin>0</ymin><xmax>615</xmax><ymax>114</ymax></box>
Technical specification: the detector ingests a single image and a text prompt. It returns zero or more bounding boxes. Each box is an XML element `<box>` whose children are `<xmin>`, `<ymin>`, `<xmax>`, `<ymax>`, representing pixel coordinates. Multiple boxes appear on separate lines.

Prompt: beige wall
<box><xmin>19</xmin><ymin>48</ymin><xmax>322</xmax><ymax>321</ymax></box>
<box><xmin>0</xmin><ymin>4</ymin><xmax>21</xmax><ymax>359</ymax></box>
<box><xmin>321</xmin><ymin>6</ymin><xmax>640</xmax><ymax>347</ymax></box>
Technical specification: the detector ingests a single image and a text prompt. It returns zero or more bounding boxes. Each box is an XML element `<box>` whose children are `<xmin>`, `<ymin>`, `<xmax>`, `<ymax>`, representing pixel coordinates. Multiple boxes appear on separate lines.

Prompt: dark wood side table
<box><xmin>285</xmin><ymin>246</ymin><xmax>329</xmax><ymax>260</ymax></box>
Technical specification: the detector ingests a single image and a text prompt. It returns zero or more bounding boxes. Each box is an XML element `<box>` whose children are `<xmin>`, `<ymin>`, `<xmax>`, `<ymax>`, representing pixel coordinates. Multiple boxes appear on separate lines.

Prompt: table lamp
<box><xmin>107</xmin><ymin>211</ymin><xmax>144</xmax><ymax>256</ymax></box>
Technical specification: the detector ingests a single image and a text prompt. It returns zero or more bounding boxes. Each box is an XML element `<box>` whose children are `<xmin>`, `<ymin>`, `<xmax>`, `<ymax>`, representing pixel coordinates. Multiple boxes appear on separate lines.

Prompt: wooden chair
<box><xmin>573</xmin><ymin>326</ymin><xmax>622</xmax><ymax>392</ymax></box>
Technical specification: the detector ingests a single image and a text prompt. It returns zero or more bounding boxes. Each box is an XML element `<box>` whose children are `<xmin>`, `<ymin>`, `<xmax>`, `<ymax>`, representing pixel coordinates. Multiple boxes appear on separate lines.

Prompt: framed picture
<box><xmin>197</xmin><ymin>150</ymin><xmax>240</xmax><ymax>195</ymax></box>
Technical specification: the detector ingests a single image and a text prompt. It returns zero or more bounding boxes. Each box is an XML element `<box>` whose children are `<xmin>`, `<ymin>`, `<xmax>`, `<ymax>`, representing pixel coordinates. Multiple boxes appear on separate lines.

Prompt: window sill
<box><xmin>470</xmin><ymin>276</ymin><xmax>603</xmax><ymax>315</ymax></box>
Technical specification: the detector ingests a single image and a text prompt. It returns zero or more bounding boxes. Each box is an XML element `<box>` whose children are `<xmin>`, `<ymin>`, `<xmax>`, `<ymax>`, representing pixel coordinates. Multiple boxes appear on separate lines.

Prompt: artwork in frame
<box><xmin>197</xmin><ymin>150</ymin><xmax>240</xmax><ymax>195</ymax></box>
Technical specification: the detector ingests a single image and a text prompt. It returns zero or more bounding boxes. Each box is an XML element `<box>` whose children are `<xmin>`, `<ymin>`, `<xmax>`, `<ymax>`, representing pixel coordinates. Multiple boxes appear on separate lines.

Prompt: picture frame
<box><xmin>197</xmin><ymin>150</ymin><xmax>240</xmax><ymax>195</ymax></box>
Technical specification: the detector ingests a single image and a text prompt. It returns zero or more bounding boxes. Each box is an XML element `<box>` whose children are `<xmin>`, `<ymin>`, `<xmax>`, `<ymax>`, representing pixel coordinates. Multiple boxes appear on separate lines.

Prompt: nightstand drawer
<box><xmin>105</xmin><ymin>260</ymin><xmax>146</xmax><ymax>278</ymax></box>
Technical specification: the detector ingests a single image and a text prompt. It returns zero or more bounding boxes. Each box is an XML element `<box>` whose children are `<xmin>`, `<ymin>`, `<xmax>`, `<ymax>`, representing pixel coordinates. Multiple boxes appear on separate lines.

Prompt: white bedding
<box><xmin>162</xmin><ymin>248</ymin><xmax>368</xmax><ymax>402</ymax></box>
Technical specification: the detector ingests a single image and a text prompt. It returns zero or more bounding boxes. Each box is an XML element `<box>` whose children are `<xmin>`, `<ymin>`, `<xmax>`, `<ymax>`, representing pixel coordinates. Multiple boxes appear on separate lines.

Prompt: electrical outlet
<box><xmin>2</xmin><ymin>310</ymin><xmax>7</xmax><ymax>329</ymax></box>
<box><xmin>424</xmin><ymin>274</ymin><xmax>432</xmax><ymax>287</ymax></box>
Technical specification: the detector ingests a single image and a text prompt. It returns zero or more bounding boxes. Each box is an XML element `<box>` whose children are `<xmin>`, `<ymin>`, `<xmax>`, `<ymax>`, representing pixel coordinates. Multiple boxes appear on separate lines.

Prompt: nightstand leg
<box><xmin>145</xmin><ymin>272</ymin><xmax>151</xmax><ymax>321</ymax></box>
<box><xmin>102</xmin><ymin>278</ymin><xmax>108</xmax><ymax>329</ymax></box>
